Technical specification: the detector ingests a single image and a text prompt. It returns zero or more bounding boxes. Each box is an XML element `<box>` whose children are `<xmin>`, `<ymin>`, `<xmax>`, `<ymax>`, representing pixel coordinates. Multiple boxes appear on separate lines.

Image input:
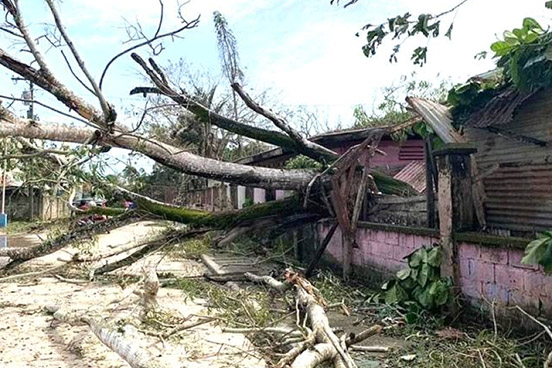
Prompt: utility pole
<box><xmin>11</xmin><ymin>77</ymin><xmax>35</xmax><ymax>119</ymax></box>
<box><xmin>1</xmin><ymin>140</ymin><xmax>7</xmax><ymax>229</ymax></box>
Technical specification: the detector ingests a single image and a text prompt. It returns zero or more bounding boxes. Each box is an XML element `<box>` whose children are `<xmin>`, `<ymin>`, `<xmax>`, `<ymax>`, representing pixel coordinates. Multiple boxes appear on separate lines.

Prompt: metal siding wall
<box><xmin>464</xmin><ymin>91</ymin><xmax>552</xmax><ymax>232</ymax></box>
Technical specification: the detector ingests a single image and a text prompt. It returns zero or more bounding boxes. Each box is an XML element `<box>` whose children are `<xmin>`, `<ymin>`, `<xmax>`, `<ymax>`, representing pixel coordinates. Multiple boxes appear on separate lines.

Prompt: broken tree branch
<box><xmin>231</xmin><ymin>82</ymin><xmax>338</xmax><ymax>161</ymax></box>
<box><xmin>131</xmin><ymin>54</ymin><xmax>334</xmax><ymax>163</ymax></box>
<box><xmin>45</xmin><ymin>0</ymin><xmax>113</xmax><ymax>122</ymax></box>
<box><xmin>305</xmin><ymin>222</ymin><xmax>339</xmax><ymax>278</ymax></box>
<box><xmin>46</xmin><ymin>306</ymin><xmax>170</xmax><ymax>368</ymax></box>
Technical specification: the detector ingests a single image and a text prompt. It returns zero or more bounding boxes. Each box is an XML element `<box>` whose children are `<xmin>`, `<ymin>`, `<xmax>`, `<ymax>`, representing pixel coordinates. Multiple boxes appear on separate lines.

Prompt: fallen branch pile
<box><xmin>245</xmin><ymin>270</ymin><xmax>382</xmax><ymax>368</ymax></box>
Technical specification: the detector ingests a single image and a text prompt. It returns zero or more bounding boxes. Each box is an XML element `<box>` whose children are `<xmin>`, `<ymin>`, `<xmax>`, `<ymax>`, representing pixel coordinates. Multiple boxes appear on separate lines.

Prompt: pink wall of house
<box><xmin>318</xmin><ymin>221</ymin><xmax>552</xmax><ymax>316</ymax></box>
<box><xmin>253</xmin><ymin>188</ymin><xmax>266</xmax><ymax>204</ymax></box>
<box><xmin>331</xmin><ymin>140</ymin><xmax>424</xmax><ymax>173</ymax></box>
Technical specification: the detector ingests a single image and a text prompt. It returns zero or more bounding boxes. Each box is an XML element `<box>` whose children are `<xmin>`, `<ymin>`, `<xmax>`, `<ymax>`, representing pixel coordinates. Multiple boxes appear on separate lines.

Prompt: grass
<box><xmin>382</xmin><ymin>326</ymin><xmax>549</xmax><ymax>367</ymax></box>
<box><xmin>5</xmin><ymin>220</ymin><xmax>42</xmax><ymax>235</ymax></box>
<box><xmin>170</xmin><ymin>235</ymin><xmax>211</xmax><ymax>260</ymax></box>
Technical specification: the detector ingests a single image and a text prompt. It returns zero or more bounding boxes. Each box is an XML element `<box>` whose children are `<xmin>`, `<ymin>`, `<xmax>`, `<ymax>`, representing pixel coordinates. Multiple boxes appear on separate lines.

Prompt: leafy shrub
<box><xmin>382</xmin><ymin>245</ymin><xmax>451</xmax><ymax>313</ymax></box>
<box><xmin>522</xmin><ymin>230</ymin><xmax>552</xmax><ymax>272</ymax></box>
<box><xmin>490</xmin><ymin>18</ymin><xmax>552</xmax><ymax>92</ymax></box>
<box><xmin>242</xmin><ymin>197</ymin><xmax>254</xmax><ymax>208</ymax></box>
<box><xmin>284</xmin><ymin>155</ymin><xmax>323</xmax><ymax>170</ymax></box>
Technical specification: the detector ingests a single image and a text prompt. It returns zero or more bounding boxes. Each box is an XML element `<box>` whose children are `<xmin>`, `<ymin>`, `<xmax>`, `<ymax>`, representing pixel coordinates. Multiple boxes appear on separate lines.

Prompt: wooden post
<box><xmin>29</xmin><ymin>185</ymin><xmax>34</xmax><ymax>220</ymax></box>
<box><xmin>434</xmin><ymin>144</ymin><xmax>477</xmax><ymax>287</ymax></box>
<box><xmin>425</xmin><ymin>139</ymin><xmax>436</xmax><ymax>229</ymax></box>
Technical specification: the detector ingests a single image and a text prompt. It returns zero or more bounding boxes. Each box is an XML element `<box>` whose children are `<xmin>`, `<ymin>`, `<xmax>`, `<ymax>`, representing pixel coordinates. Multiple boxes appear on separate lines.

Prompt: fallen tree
<box><xmin>0</xmin><ymin>0</ymin><xmax>417</xmax><ymax>282</ymax></box>
<box><xmin>0</xmin><ymin>213</ymin><xmax>137</xmax><ymax>272</ymax></box>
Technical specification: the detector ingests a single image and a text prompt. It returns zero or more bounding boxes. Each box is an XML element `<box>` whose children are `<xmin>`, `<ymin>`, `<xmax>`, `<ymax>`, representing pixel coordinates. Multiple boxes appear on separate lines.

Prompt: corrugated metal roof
<box><xmin>405</xmin><ymin>97</ymin><xmax>465</xmax><ymax>144</ymax></box>
<box><xmin>393</xmin><ymin>161</ymin><xmax>426</xmax><ymax>193</ymax></box>
<box><xmin>464</xmin><ymin>90</ymin><xmax>552</xmax><ymax>232</ymax></box>
<box><xmin>463</xmin><ymin>86</ymin><xmax>535</xmax><ymax>128</ymax></box>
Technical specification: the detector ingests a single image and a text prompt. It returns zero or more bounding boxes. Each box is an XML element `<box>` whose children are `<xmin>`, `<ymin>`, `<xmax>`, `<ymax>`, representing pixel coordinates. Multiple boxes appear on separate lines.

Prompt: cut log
<box><xmin>294</xmin><ymin>285</ymin><xmax>356</xmax><ymax>368</ymax></box>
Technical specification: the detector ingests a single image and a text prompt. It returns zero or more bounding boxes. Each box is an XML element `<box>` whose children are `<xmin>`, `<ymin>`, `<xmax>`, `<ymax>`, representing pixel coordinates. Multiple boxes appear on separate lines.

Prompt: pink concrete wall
<box><xmin>458</xmin><ymin>243</ymin><xmax>551</xmax><ymax>315</ymax></box>
<box><xmin>320</xmin><ymin>222</ymin><xmax>439</xmax><ymax>276</ymax></box>
<box><xmin>253</xmin><ymin>188</ymin><xmax>266</xmax><ymax>204</ymax></box>
<box><xmin>318</xmin><ymin>222</ymin><xmax>552</xmax><ymax>316</ymax></box>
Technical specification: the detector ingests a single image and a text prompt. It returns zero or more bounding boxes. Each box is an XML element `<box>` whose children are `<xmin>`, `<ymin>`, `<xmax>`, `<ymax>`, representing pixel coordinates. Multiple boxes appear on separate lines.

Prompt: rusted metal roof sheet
<box><xmin>464</xmin><ymin>90</ymin><xmax>552</xmax><ymax>232</ymax></box>
<box><xmin>482</xmin><ymin>164</ymin><xmax>552</xmax><ymax>232</ymax></box>
<box><xmin>463</xmin><ymin>86</ymin><xmax>536</xmax><ymax>128</ymax></box>
<box><xmin>393</xmin><ymin>161</ymin><xmax>426</xmax><ymax>193</ymax></box>
<box><xmin>405</xmin><ymin>97</ymin><xmax>465</xmax><ymax>143</ymax></box>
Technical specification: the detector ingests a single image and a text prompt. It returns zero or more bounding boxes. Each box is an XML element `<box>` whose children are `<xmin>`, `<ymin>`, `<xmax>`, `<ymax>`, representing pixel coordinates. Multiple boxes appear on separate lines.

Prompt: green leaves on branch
<box><xmin>382</xmin><ymin>245</ymin><xmax>452</xmax><ymax>313</ymax></box>
<box><xmin>359</xmin><ymin>11</ymin><xmax>451</xmax><ymax>66</ymax></box>
<box><xmin>447</xmin><ymin>17</ymin><xmax>552</xmax><ymax>126</ymax></box>
<box><xmin>522</xmin><ymin>231</ymin><xmax>552</xmax><ymax>272</ymax></box>
<box><xmin>490</xmin><ymin>18</ymin><xmax>552</xmax><ymax>92</ymax></box>
<box><xmin>284</xmin><ymin>155</ymin><xmax>323</xmax><ymax>170</ymax></box>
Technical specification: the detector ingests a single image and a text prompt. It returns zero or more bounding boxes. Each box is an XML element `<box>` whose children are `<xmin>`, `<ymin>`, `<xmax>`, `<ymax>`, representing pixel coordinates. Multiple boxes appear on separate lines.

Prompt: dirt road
<box><xmin>0</xmin><ymin>221</ymin><xmax>265</xmax><ymax>368</ymax></box>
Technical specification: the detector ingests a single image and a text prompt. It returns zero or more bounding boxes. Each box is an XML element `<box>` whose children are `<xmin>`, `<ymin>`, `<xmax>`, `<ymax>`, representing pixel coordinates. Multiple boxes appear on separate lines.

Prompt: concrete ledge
<box><xmin>454</xmin><ymin>232</ymin><xmax>528</xmax><ymax>250</ymax></box>
<box><xmin>319</xmin><ymin>219</ymin><xmax>439</xmax><ymax>238</ymax></box>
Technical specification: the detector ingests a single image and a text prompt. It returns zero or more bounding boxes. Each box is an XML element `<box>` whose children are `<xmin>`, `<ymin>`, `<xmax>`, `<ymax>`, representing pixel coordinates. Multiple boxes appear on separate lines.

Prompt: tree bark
<box><xmin>46</xmin><ymin>306</ymin><xmax>171</xmax><ymax>368</ymax></box>
<box><xmin>0</xmin><ymin>115</ymin><xmax>316</xmax><ymax>190</ymax></box>
<box><xmin>0</xmin><ymin>214</ymin><xmax>135</xmax><ymax>263</ymax></box>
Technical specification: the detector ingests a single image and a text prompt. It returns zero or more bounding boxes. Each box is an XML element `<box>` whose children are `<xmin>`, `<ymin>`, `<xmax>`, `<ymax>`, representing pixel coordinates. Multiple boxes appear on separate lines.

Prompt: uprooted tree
<box><xmin>0</xmin><ymin>2</ymin><xmax>416</xmax><ymax>366</ymax></box>
<box><xmin>0</xmin><ymin>0</ymin><xmax>416</xmax><ymax>274</ymax></box>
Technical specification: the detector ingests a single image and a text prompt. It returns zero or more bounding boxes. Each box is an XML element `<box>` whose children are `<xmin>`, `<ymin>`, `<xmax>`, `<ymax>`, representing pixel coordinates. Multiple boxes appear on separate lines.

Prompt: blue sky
<box><xmin>0</xmin><ymin>0</ymin><xmax>548</xmax><ymax>173</ymax></box>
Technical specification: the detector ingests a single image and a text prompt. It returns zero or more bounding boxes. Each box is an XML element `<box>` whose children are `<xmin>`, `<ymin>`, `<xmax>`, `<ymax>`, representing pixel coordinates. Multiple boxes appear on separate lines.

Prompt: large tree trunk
<box><xmin>0</xmin><ymin>112</ymin><xmax>416</xmax><ymax>195</ymax></box>
<box><xmin>0</xmin><ymin>116</ymin><xmax>314</xmax><ymax>190</ymax></box>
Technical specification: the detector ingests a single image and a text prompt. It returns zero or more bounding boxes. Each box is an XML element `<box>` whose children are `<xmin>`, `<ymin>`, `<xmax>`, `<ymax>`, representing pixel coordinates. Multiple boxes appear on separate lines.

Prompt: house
<box><xmin>0</xmin><ymin>170</ymin><xmax>69</xmax><ymax>221</ymax></box>
<box><xmin>409</xmin><ymin>87</ymin><xmax>552</xmax><ymax>235</ymax></box>
<box><xmin>179</xmin><ymin>126</ymin><xmax>429</xmax><ymax>211</ymax></box>
<box><xmin>310</xmin><ymin>84</ymin><xmax>552</xmax><ymax>319</ymax></box>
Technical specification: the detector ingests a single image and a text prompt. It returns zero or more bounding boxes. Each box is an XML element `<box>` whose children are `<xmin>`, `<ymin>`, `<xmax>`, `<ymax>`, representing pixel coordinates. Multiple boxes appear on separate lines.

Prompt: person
<box><xmin>77</xmin><ymin>200</ymin><xmax>93</xmax><ymax>225</ymax></box>
<box><xmin>124</xmin><ymin>198</ymin><xmax>136</xmax><ymax>210</ymax></box>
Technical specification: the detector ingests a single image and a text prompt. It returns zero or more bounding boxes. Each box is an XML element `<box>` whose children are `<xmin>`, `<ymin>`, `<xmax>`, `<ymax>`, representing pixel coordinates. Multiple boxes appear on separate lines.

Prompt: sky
<box><xmin>0</xmin><ymin>0</ymin><xmax>548</xmax><ymax>173</ymax></box>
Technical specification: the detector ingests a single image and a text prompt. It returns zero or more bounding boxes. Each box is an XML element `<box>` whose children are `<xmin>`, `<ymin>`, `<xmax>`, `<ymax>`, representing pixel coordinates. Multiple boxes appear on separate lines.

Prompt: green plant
<box><xmin>490</xmin><ymin>18</ymin><xmax>552</xmax><ymax>92</ymax></box>
<box><xmin>382</xmin><ymin>246</ymin><xmax>451</xmax><ymax>315</ymax></box>
<box><xmin>522</xmin><ymin>230</ymin><xmax>552</xmax><ymax>271</ymax></box>
<box><xmin>447</xmin><ymin>17</ymin><xmax>552</xmax><ymax>128</ymax></box>
<box><xmin>448</xmin><ymin>18</ymin><xmax>552</xmax><ymax>126</ymax></box>
<box><xmin>242</xmin><ymin>197</ymin><xmax>255</xmax><ymax>208</ymax></box>
<box><xmin>284</xmin><ymin>155</ymin><xmax>323</xmax><ymax>170</ymax></box>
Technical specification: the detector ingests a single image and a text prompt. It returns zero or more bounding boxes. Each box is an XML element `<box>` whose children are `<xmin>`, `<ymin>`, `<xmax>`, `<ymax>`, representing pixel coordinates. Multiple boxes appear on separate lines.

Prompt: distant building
<box><xmin>1</xmin><ymin>170</ymin><xmax>69</xmax><ymax>221</ymax></box>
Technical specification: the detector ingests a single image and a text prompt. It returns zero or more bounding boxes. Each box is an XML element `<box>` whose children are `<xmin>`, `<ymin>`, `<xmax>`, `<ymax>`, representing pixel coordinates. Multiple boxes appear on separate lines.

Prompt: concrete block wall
<box><xmin>317</xmin><ymin>221</ymin><xmax>552</xmax><ymax>317</ymax></box>
<box><xmin>319</xmin><ymin>221</ymin><xmax>439</xmax><ymax>281</ymax></box>
<box><xmin>457</xmin><ymin>242</ymin><xmax>552</xmax><ymax>315</ymax></box>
